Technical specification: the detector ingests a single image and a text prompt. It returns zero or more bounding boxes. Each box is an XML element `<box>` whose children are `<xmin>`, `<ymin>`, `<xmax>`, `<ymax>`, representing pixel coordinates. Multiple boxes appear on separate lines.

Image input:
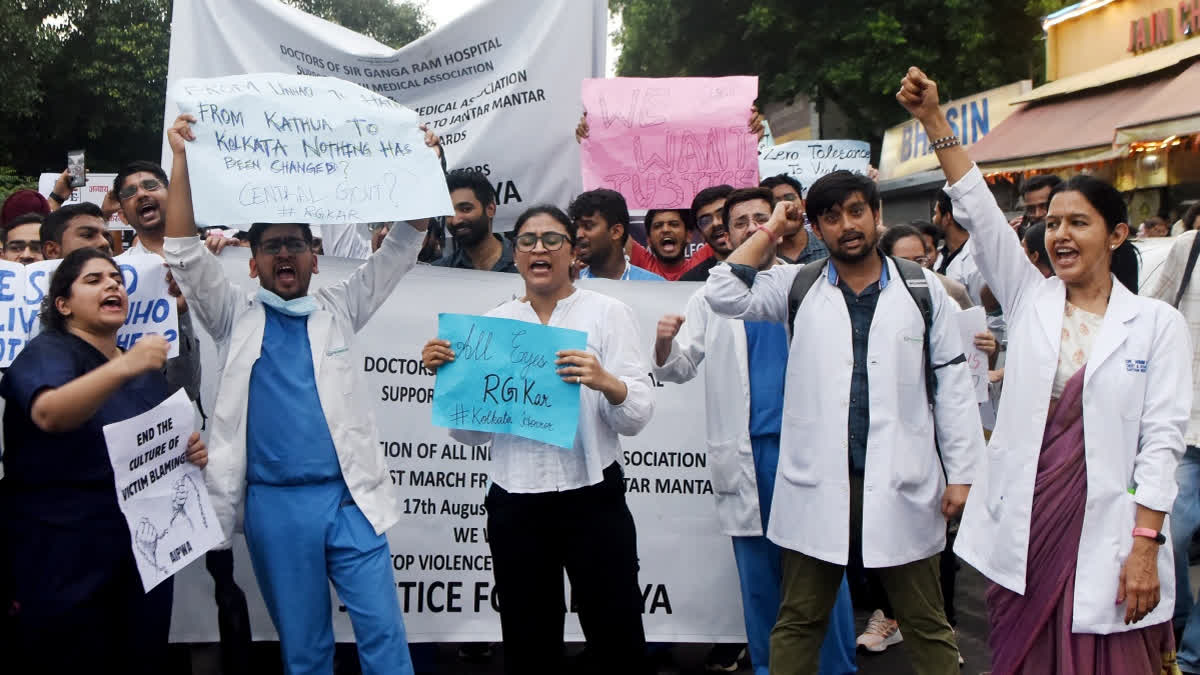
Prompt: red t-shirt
<box><xmin>629</xmin><ymin>242</ymin><xmax>714</xmax><ymax>281</ymax></box>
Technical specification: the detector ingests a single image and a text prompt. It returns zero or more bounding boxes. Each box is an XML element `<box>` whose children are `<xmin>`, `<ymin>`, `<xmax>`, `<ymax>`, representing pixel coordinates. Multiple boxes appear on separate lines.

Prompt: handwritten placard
<box><xmin>580</xmin><ymin>76</ymin><xmax>759</xmax><ymax>209</ymax></box>
<box><xmin>104</xmin><ymin>390</ymin><xmax>223</xmax><ymax>591</ymax></box>
<box><xmin>954</xmin><ymin>305</ymin><xmax>990</xmax><ymax>403</ymax></box>
<box><xmin>169</xmin><ymin>72</ymin><xmax>453</xmax><ymax>226</ymax></box>
<box><xmin>758</xmin><ymin>140</ymin><xmax>871</xmax><ymax>196</ymax></box>
<box><xmin>0</xmin><ymin>254</ymin><xmax>180</xmax><ymax>367</ymax></box>
<box><xmin>431</xmin><ymin>313</ymin><xmax>586</xmax><ymax>449</ymax></box>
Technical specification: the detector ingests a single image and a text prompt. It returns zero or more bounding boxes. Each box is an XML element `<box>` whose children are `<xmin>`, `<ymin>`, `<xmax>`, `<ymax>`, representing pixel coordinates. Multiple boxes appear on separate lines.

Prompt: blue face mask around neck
<box><xmin>257</xmin><ymin>287</ymin><xmax>318</xmax><ymax>317</ymax></box>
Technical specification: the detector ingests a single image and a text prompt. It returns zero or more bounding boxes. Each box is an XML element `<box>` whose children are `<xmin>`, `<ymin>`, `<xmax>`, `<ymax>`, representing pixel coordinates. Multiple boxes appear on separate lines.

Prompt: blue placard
<box><xmin>431</xmin><ymin>313</ymin><xmax>587</xmax><ymax>449</ymax></box>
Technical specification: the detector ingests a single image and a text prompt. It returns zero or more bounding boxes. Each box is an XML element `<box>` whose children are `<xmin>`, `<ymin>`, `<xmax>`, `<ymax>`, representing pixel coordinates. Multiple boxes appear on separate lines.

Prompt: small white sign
<box><xmin>954</xmin><ymin>305</ymin><xmax>990</xmax><ymax>403</ymax></box>
<box><xmin>104</xmin><ymin>390</ymin><xmax>223</xmax><ymax>591</ymax></box>
<box><xmin>758</xmin><ymin>140</ymin><xmax>871</xmax><ymax>195</ymax></box>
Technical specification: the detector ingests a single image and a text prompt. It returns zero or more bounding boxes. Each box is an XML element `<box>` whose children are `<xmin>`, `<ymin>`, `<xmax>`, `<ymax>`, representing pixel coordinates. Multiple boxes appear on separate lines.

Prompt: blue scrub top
<box><xmin>0</xmin><ymin>330</ymin><xmax>169</xmax><ymax>522</ymax></box>
<box><xmin>246</xmin><ymin>305</ymin><xmax>342</xmax><ymax>486</ymax></box>
<box><xmin>744</xmin><ymin>320</ymin><xmax>789</xmax><ymax>438</ymax></box>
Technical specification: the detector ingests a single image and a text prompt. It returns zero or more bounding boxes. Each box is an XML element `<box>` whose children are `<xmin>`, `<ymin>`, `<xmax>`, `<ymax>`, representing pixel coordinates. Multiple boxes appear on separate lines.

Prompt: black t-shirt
<box><xmin>679</xmin><ymin>257</ymin><xmax>720</xmax><ymax>282</ymax></box>
<box><xmin>0</xmin><ymin>331</ymin><xmax>168</xmax><ymax>521</ymax></box>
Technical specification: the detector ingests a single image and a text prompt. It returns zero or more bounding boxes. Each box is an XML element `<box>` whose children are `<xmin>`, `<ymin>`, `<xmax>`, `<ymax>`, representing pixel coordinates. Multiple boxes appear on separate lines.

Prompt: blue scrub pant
<box><xmin>244</xmin><ymin>481</ymin><xmax>413</xmax><ymax>675</ymax></box>
<box><xmin>1172</xmin><ymin>445</ymin><xmax>1200</xmax><ymax>672</ymax></box>
<box><xmin>735</xmin><ymin>435</ymin><xmax>856</xmax><ymax>675</ymax></box>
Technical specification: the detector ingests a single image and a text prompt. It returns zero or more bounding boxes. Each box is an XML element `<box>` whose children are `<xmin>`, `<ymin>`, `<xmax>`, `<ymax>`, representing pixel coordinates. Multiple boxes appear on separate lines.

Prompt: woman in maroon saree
<box><xmin>898</xmin><ymin>66</ymin><xmax>1191</xmax><ymax>675</ymax></box>
<box><xmin>987</xmin><ymin>367</ymin><xmax>1178</xmax><ymax>674</ymax></box>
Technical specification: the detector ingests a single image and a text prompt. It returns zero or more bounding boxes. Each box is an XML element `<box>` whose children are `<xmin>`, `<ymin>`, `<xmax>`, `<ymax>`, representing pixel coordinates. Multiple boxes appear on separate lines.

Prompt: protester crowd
<box><xmin>0</xmin><ymin>64</ymin><xmax>1196</xmax><ymax>675</ymax></box>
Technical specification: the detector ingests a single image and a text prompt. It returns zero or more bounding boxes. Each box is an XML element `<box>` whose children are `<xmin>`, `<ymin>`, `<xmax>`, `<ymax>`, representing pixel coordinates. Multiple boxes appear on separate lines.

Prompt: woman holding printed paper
<box><xmin>422</xmin><ymin>205</ymin><xmax>656</xmax><ymax>675</ymax></box>
<box><xmin>0</xmin><ymin>248</ymin><xmax>208</xmax><ymax>674</ymax></box>
<box><xmin>897</xmin><ymin>68</ymin><xmax>1191</xmax><ymax>672</ymax></box>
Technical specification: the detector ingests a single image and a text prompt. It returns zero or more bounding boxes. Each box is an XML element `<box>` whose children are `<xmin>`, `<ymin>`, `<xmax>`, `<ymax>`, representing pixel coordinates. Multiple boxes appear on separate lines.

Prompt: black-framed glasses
<box><xmin>731</xmin><ymin>213</ymin><xmax>772</xmax><ymax>228</ymax></box>
<box><xmin>697</xmin><ymin>214</ymin><xmax>719</xmax><ymax>228</ymax></box>
<box><xmin>117</xmin><ymin>179</ymin><xmax>164</xmax><ymax>201</ymax></box>
<box><xmin>515</xmin><ymin>232</ymin><xmax>572</xmax><ymax>252</ymax></box>
<box><xmin>5</xmin><ymin>240</ymin><xmax>41</xmax><ymax>253</ymax></box>
<box><xmin>367</xmin><ymin>222</ymin><xmax>392</xmax><ymax>232</ymax></box>
<box><xmin>259</xmin><ymin>237</ymin><xmax>310</xmax><ymax>255</ymax></box>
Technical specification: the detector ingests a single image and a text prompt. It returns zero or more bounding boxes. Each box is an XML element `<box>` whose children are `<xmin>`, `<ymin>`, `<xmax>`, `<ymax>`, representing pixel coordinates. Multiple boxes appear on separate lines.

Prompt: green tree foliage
<box><xmin>612</xmin><ymin>0</ymin><xmax>1076</xmax><ymax>148</ymax></box>
<box><xmin>284</xmin><ymin>0</ymin><xmax>431</xmax><ymax>48</ymax></box>
<box><xmin>0</xmin><ymin>0</ymin><xmax>428</xmax><ymax>179</ymax></box>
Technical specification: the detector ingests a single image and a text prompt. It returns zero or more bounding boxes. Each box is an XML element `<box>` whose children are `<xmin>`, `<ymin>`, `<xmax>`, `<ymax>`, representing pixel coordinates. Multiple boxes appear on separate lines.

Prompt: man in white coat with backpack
<box><xmin>704</xmin><ymin>170</ymin><xmax>985</xmax><ymax>675</ymax></box>
<box><xmin>653</xmin><ymin>186</ymin><xmax>856</xmax><ymax>675</ymax></box>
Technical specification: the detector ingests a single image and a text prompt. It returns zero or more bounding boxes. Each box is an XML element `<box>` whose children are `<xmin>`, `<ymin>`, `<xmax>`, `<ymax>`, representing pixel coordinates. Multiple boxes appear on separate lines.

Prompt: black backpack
<box><xmin>786</xmin><ymin>256</ymin><xmax>962</xmax><ymax>407</ymax></box>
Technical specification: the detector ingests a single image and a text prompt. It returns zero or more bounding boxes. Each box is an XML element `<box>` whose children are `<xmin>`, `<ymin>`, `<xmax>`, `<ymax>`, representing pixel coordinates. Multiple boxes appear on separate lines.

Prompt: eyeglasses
<box><xmin>259</xmin><ymin>237</ymin><xmax>310</xmax><ymax>255</ymax></box>
<box><xmin>515</xmin><ymin>232</ymin><xmax>572</xmax><ymax>252</ymax></box>
<box><xmin>367</xmin><ymin>222</ymin><xmax>392</xmax><ymax>232</ymax></box>
<box><xmin>5</xmin><ymin>240</ymin><xmax>41</xmax><ymax>253</ymax></box>
<box><xmin>906</xmin><ymin>255</ymin><xmax>931</xmax><ymax>266</ymax></box>
<box><xmin>731</xmin><ymin>213</ymin><xmax>772</xmax><ymax>228</ymax></box>
<box><xmin>117</xmin><ymin>179</ymin><xmax>164</xmax><ymax>201</ymax></box>
<box><xmin>696</xmin><ymin>214</ymin><xmax>719</xmax><ymax>228</ymax></box>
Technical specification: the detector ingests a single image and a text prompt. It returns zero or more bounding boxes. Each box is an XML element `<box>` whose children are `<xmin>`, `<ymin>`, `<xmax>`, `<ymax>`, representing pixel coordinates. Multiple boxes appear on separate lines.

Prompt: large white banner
<box><xmin>165</xmin><ymin>0</ymin><xmax>606</xmax><ymax>230</ymax></box>
<box><xmin>169</xmin><ymin>251</ymin><xmax>745</xmax><ymax>643</ymax></box>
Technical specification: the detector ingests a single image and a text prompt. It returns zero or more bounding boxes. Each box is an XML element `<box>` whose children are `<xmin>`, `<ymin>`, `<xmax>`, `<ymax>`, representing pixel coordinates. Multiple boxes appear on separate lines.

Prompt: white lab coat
<box><xmin>705</xmin><ymin>258</ymin><xmax>984</xmax><ymax>567</ymax></box>
<box><xmin>163</xmin><ymin>225</ymin><xmax>424</xmax><ymax>537</ymax></box>
<box><xmin>654</xmin><ymin>288</ymin><xmax>761</xmax><ymax>537</ymax></box>
<box><xmin>949</xmin><ymin>165</ymin><xmax>1192</xmax><ymax>634</ymax></box>
<box><xmin>943</xmin><ymin>238</ymin><xmax>986</xmax><ymax>306</ymax></box>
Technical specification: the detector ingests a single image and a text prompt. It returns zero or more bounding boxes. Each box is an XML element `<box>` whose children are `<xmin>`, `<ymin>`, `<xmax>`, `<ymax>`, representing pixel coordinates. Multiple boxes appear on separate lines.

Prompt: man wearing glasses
<box><xmin>164</xmin><ymin>112</ymin><xmax>431</xmax><ymax>674</ymax></box>
<box><xmin>761</xmin><ymin>174</ymin><xmax>828</xmax><ymax>266</ymax></box>
<box><xmin>1</xmin><ymin>213</ymin><xmax>45</xmax><ymax>265</ymax></box>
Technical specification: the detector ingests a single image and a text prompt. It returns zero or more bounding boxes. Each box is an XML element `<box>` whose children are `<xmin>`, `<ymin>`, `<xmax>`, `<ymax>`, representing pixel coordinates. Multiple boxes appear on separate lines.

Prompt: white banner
<box><xmin>758</xmin><ymin>140</ymin><xmax>871</xmax><ymax>195</ymax></box>
<box><xmin>37</xmin><ymin>172</ymin><xmax>127</xmax><ymax>228</ymax></box>
<box><xmin>104</xmin><ymin>389</ymin><xmax>223</xmax><ymax>591</ymax></box>
<box><xmin>169</xmin><ymin>251</ymin><xmax>745</xmax><ymax>643</ymax></box>
<box><xmin>0</xmin><ymin>252</ymin><xmax>180</xmax><ymax>367</ymax></box>
<box><xmin>165</xmin><ymin>0</ymin><xmax>606</xmax><ymax>230</ymax></box>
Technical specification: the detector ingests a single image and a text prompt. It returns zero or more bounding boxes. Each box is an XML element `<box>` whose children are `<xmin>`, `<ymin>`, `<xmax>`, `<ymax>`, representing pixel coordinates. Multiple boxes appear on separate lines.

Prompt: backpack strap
<box><xmin>786</xmin><ymin>259</ymin><xmax>829</xmax><ymax>341</ymax></box>
<box><xmin>890</xmin><ymin>257</ymin><xmax>939</xmax><ymax>406</ymax></box>
<box><xmin>1175</xmin><ymin>232</ymin><xmax>1200</xmax><ymax>308</ymax></box>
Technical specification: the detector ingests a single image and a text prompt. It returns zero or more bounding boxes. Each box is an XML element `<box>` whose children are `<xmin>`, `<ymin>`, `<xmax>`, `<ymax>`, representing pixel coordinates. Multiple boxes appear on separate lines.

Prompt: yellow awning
<box><xmin>1114</xmin><ymin>115</ymin><xmax>1200</xmax><ymax>146</ymax></box>
<box><xmin>979</xmin><ymin>146</ymin><xmax>1125</xmax><ymax>176</ymax></box>
<box><xmin>1012</xmin><ymin>39</ymin><xmax>1200</xmax><ymax>104</ymax></box>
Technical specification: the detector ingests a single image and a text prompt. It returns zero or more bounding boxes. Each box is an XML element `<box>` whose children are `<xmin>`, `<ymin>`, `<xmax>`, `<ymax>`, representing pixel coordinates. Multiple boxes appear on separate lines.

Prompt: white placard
<box><xmin>169</xmin><ymin>73</ymin><xmax>453</xmax><ymax>226</ymax></box>
<box><xmin>0</xmin><ymin>253</ymin><xmax>180</xmax><ymax>367</ymax></box>
<box><xmin>954</xmin><ymin>305</ymin><xmax>990</xmax><ymax>403</ymax></box>
<box><xmin>167</xmin><ymin>251</ymin><xmax>745</xmax><ymax>643</ymax></box>
<box><xmin>758</xmin><ymin>140</ymin><xmax>871</xmax><ymax>195</ymax></box>
<box><xmin>164</xmin><ymin>0</ymin><xmax>606</xmax><ymax>231</ymax></box>
<box><xmin>104</xmin><ymin>389</ymin><xmax>223</xmax><ymax>591</ymax></box>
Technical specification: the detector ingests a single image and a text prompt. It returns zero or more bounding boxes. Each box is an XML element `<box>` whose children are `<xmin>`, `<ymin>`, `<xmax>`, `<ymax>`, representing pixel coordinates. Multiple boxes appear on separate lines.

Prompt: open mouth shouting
<box><xmin>275</xmin><ymin>261</ymin><xmax>298</xmax><ymax>285</ymax></box>
<box><xmin>100</xmin><ymin>292</ymin><xmax>125</xmax><ymax>314</ymax></box>
<box><xmin>709</xmin><ymin>225</ymin><xmax>730</xmax><ymax>249</ymax></box>
<box><xmin>839</xmin><ymin>232</ymin><xmax>866</xmax><ymax>251</ymax></box>
<box><xmin>136</xmin><ymin>197</ymin><xmax>162</xmax><ymax>227</ymax></box>
<box><xmin>1052</xmin><ymin>242</ymin><xmax>1080</xmax><ymax>269</ymax></box>
<box><xmin>656</xmin><ymin>234</ymin><xmax>680</xmax><ymax>257</ymax></box>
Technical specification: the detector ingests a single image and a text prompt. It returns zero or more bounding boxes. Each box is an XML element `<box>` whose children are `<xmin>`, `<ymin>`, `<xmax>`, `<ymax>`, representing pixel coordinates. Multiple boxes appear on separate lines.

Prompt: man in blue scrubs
<box><xmin>163</xmin><ymin>112</ymin><xmax>435</xmax><ymax>674</ymax></box>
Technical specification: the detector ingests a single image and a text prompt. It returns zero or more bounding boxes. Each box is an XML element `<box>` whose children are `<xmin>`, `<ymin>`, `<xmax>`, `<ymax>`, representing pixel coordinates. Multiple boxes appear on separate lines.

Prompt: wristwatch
<box><xmin>1132</xmin><ymin>527</ymin><xmax>1166</xmax><ymax>545</ymax></box>
<box><xmin>49</xmin><ymin>191</ymin><xmax>67</xmax><ymax>204</ymax></box>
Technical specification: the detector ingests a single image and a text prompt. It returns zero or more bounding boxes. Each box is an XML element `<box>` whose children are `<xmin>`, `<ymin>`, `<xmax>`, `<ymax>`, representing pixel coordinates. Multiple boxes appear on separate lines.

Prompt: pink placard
<box><xmin>580</xmin><ymin>76</ymin><xmax>759</xmax><ymax>210</ymax></box>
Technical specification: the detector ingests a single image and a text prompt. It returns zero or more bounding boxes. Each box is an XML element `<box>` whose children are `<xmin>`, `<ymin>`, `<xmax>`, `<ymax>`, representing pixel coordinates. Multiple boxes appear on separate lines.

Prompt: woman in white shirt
<box><xmin>898</xmin><ymin>67</ymin><xmax>1191</xmax><ymax>674</ymax></box>
<box><xmin>421</xmin><ymin>205</ymin><xmax>656</xmax><ymax>675</ymax></box>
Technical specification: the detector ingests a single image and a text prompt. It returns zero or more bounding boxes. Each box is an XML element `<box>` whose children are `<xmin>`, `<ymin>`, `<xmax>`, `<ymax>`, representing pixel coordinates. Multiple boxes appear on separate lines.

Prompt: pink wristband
<box><xmin>1132</xmin><ymin>527</ymin><xmax>1165</xmax><ymax>544</ymax></box>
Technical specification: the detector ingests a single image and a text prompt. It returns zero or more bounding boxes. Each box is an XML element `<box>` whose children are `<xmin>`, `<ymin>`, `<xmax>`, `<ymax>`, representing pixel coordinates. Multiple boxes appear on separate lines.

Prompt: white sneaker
<box><xmin>856</xmin><ymin>609</ymin><xmax>903</xmax><ymax>652</ymax></box>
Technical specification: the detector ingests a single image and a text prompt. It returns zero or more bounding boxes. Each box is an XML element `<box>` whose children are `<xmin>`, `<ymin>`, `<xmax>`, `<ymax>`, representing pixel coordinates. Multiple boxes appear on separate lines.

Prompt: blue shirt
<box><xmin>579</xmin><ymin>260</ymin><xmax>666</xmax><ymax>281</ymax></box>
<box><xmin>246</xmin><ymin>305</ymin><xmax>342</xmax><ymax>485</ymax></box>
<box><xmin>781</xmin><ymin>231</ymin><xmax>829</xmax><ymax>265</ymax></box>
<box><xmin>0</xmin><ymin>331</ymin><xmax>169</xmax><ymax>521</ymax></box>
<box><xmin>744</xmin><ymin>321</ymin><xmax>789</xmax><ymax>437</ymax></box>
<box><xmin>827</xmin><ymin>260</ymin><xmax>890</xmax><ymax>475</ymax></box>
